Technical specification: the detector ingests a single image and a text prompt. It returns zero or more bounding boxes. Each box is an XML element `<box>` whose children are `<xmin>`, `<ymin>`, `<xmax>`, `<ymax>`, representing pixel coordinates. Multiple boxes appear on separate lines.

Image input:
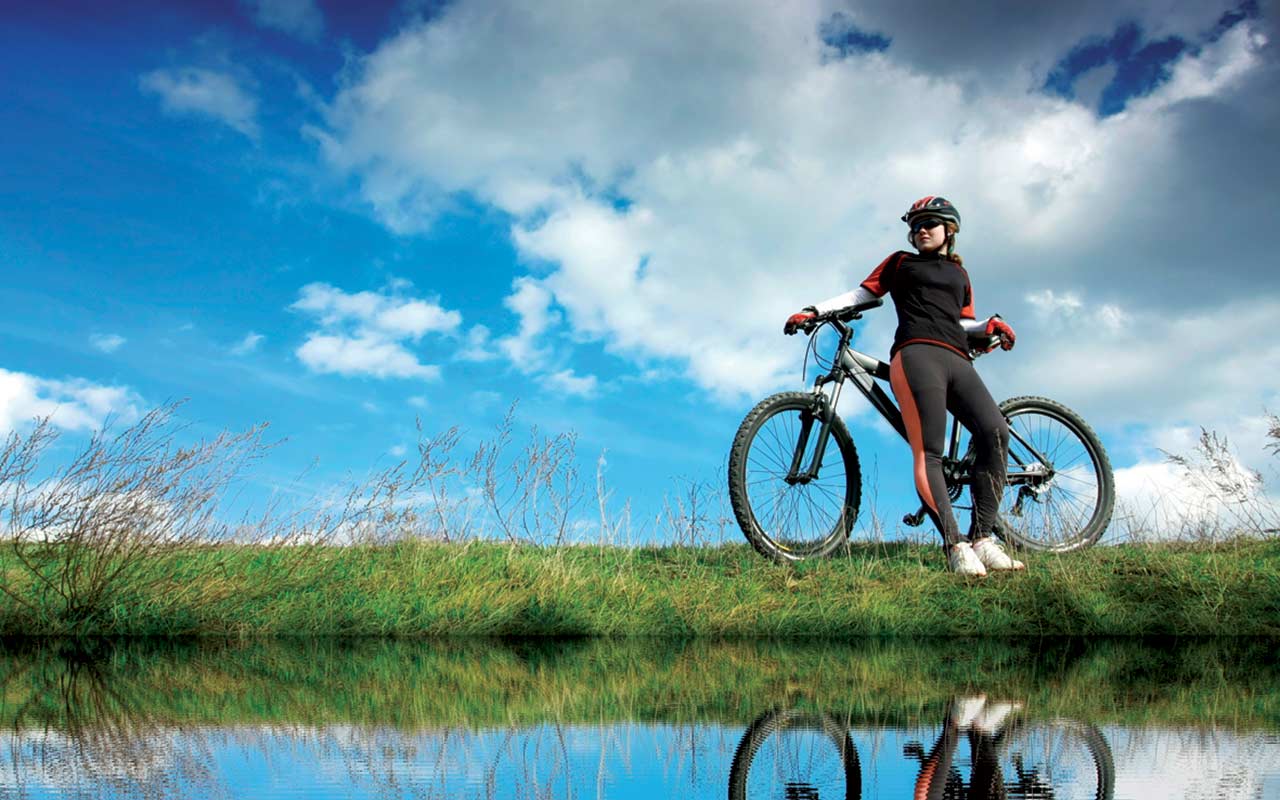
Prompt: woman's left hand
<box><xmin>986</xmin><ymin>316</ymin><xmax>1016</xmax><ymax>350</ymax></box>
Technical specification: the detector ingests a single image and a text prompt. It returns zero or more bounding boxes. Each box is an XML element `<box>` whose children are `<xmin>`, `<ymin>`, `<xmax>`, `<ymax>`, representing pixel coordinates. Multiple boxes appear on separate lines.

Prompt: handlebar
<box><xmin>800</xmin><ymin>298</ymin><xmax>884</xmax><ymax>334</ymax></box>
<box><xmin>799</xmin><ymin>303</ymin><xmax>1006</xmax><ymax>358</ymax></box>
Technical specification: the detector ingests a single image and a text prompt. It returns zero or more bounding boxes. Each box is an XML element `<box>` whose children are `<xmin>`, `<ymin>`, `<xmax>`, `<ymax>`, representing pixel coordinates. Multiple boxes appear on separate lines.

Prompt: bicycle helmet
<box><xmin>902</xmin><ymin>196</ymin><xmax>961</xmax><ymax>232</ymax></box>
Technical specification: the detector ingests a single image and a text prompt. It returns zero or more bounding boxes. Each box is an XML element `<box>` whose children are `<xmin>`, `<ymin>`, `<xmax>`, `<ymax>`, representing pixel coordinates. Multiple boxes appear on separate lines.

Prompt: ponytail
<box><xmin>943</xmin><ymin>221</ymin><xmax>963</xmax><ymax>268</ymax></box>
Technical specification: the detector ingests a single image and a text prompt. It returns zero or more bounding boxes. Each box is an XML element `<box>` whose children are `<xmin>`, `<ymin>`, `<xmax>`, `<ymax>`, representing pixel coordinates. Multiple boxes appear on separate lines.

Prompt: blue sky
<box><xmin>2</xmin><ymin>0</ymin><xmax>1277</xmax><ymax>543</ymax></box>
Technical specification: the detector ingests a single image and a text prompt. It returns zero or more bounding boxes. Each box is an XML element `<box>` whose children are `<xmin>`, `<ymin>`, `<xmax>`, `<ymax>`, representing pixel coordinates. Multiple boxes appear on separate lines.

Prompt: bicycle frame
<box><xmin>785</xmin><ymin>312</ymin><xmax>1054</xmax><ymax>503</ymax></box>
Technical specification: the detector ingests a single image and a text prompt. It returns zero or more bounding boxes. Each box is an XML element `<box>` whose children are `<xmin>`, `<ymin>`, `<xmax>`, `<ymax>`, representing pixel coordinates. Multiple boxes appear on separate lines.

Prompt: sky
<box><xmin>2</xmin><ymin>0</ymin><xmax>1278</xmax><ymax>543</ymax></box>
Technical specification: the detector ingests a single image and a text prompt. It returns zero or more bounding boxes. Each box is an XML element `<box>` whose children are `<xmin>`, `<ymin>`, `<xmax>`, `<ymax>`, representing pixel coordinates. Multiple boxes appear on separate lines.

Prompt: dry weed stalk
<box><xmin>1162</xmin><ymin>426</ymin><xmax>1280</xmax><ymax>540</ymax></box>
<box><xmin>474</xmin><ymin>403</ymin><xmax>583</xmax><ymax>546</ymax></box>
<box><xmin>0</xmin><ymin>403</ymin><xmax>272</xmax><ymax>625</ymax></box>
<box><xmin>658</xmin><ymin>473</ymin><xmax>733</xmax><ymax>548</ymax></box>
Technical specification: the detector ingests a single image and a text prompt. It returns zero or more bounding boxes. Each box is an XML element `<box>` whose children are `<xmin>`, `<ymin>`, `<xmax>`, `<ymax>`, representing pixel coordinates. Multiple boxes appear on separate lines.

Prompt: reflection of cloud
<box><xmin>1108</xmin><ymin>727</ymin><xmax>1280</xmax><ymax>800</ymax></box>
<box><xmin>1</xmin><ymin>723</ymin><xmax>1278</xmax><ymax>797</ymax></box>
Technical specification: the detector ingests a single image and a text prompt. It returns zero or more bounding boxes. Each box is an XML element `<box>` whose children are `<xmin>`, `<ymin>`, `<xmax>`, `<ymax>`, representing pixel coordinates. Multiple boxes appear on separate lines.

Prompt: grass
<box><xmin>2</xmin><ymin>538</ymin><xmax>1279</xmax><ymax>636</ymax></box>
<box><xmin>3</xmin><ymin>636</ymin><xmax>1277</xmax><ymax>731</ymax></box>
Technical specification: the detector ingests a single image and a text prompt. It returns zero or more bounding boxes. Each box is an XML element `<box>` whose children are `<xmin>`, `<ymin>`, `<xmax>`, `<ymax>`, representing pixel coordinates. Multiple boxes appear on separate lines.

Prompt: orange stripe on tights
<box><xmin>890</xmin><ymin>352</ymin><xmax>938</xmax><ymax>515</ymax></box>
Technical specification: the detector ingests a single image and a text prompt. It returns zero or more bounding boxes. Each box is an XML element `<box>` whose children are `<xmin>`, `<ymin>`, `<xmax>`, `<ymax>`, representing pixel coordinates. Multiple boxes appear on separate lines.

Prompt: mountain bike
<box><xmin>727</xmin><ymin>299</ymin><xmax>1114</xmax><ymax>562</ymax></box>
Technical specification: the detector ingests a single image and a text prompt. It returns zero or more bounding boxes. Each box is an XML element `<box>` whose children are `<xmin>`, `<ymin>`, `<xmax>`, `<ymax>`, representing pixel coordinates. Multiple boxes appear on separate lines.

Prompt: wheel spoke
<box><xmin>733</xmin><ymin>396</ymin><xmax>859</xmax><ymax>556</ymax></box>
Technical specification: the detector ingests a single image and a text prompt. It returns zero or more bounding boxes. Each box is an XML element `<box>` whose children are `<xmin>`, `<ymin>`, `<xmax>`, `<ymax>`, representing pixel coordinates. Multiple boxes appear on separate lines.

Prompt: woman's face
<box><xmin>912</xmin><ymin>218</ymin><xmax>947</xmax><ymax>253</ymax></box>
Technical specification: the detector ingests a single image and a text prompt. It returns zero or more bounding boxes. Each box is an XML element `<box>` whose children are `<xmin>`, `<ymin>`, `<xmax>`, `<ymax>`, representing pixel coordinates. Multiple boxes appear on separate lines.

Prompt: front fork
<box><xmin>785</xmin><ymin>378</ymin><xmax>844</xmax><ymax>485</ymax></box>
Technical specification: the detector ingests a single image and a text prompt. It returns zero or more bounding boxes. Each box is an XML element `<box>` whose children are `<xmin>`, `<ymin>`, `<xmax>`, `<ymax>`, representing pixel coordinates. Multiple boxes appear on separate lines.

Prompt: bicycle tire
<box><xmin>728</xmin><ymin>391</ymin><xmax>862</xmax><ymax>562</ymax></box>
<box><xmin>993</xmin><ymin>396</ymin><xmax>1115</xmax><ymax>552</ymax></box>
<box><xmin>728</xmin><ymin>708</ymin><xmax>862</xmax><ymax>800</ymax></box>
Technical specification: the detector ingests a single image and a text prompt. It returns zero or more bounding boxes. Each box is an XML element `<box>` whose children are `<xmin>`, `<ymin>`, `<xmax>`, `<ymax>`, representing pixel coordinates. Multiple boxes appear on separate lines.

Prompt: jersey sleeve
<box><xmin>859</xmin><ymin>252</ymin><xmax>904</xmax><ymax>296</ymax></box>
<box><xmin>958</xmin><ymin>267</ymin><xmax>976</xmax><ymax>320</ymax></box>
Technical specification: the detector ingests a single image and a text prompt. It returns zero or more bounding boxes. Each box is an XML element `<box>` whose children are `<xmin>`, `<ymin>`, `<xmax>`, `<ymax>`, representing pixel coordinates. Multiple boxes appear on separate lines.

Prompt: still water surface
<box><xmin>0</xmin><ymin>638</ymin><xmax>1276</xmax><ymax>799</ymax></box>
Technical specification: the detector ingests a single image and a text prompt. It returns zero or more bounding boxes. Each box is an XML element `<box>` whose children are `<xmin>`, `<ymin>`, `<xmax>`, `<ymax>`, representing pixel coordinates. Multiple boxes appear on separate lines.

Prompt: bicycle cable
<box><xmin>801</xmin><ymin>321</ymin><xmax>837</xmax><ymax>385</ymax></box>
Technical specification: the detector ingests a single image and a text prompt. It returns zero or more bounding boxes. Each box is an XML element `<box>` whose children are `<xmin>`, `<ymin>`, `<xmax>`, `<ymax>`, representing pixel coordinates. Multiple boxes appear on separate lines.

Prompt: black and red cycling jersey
<box><xmin>861</xmin><ymin>250</ymin><xmax>976</xmax><ymax>360</ymax></box>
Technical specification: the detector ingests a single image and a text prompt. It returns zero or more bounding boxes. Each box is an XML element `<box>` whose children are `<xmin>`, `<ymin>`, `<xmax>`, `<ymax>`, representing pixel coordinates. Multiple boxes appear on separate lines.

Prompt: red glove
<box><xmin>784</xmin><ymin>310</ymin><xmax>815</xmax><ymax>335</ymax></box>
<box><xmin>986</xmin><ymin>316</ymin><xmax>1016</xmax><ymax>350</ymax></box>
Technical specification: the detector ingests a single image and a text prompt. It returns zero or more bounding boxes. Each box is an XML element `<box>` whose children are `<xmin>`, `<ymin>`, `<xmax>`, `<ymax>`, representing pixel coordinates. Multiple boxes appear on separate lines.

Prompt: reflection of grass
<box><xmin>1</xmin><ymin>637</ymin><xmax>1277</xmax><ymax>732</ymax></box>
<box><xmin>3</xmin><ymin>539</ymin><xmax>1280</xmax><ymax>636</ymax></box>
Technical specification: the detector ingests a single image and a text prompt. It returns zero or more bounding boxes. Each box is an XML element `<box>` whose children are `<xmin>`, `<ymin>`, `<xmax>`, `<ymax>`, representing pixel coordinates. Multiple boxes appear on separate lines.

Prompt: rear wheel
<box><xmin>999</xmin><ymin>718</ymin><xmax>1115</xmax><ymax>800</ymax></box>
<box><xmin>728</xmin><ymin>392</ymin><xmax>862</xmax><ymax>562</ymax></box>
<box><xmin>993</xmin><ymin>396</ymin><xmax>1114</xmax><ymax>552</ymax></box>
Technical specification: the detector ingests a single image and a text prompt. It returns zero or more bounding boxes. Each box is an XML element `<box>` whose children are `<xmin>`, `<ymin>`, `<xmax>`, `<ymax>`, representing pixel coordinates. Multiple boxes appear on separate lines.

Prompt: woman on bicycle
<box><xmin>784</xmin><ymin>196</ymin><xmax>1022</xmax><ymax>576</ymax></box>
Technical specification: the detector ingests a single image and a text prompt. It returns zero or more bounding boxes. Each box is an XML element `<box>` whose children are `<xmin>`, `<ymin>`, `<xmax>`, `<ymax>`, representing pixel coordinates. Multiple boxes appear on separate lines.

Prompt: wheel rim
<box><xmin>742</xmin><ymin>403</ymin><xmax>853</xmax><ymax>557</ymax></box>
<box><xmin>1001</xmin><ymin>407</ymin><xmax>1105</xmax><ymax>549</ymax></box>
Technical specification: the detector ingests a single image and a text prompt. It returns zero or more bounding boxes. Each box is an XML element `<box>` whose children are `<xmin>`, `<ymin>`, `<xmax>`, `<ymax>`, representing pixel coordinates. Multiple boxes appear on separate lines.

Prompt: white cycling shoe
<box><xmin>948</xmin><ymin>542</ymin><xmax>987</xmax><ymax>577</ymax></box>
<box><xmin>972</xmin><ymin>537</ymin><xmax>1026</xmax><ymax>571</ymax></box>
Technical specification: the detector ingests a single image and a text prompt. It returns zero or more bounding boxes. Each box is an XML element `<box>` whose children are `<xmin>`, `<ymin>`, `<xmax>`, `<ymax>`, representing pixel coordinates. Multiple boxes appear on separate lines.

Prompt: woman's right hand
<box><xmin>783</xmin><ymin>311</ymin><xmax>815</xmax><ymax>335</ymax></box>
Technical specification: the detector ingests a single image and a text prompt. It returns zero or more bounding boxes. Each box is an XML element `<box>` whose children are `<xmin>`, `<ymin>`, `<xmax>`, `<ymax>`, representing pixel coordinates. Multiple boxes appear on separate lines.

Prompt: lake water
<box><xmin>0</xmin><ymin>638</ymin><xmax>1276</xmax><ymax>799</ymax></box>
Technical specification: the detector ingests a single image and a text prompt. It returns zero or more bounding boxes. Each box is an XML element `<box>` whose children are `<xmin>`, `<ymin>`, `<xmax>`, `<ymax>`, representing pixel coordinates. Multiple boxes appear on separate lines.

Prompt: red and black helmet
<box><xmin>901</xmin><ymin>196</ymin><xmax>961</xmax><ymax>232</ymax></box>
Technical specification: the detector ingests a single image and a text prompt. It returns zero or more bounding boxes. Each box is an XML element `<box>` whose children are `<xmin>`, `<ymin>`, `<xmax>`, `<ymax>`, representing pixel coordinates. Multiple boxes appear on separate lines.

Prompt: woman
<box><xmin>783</xmin><ymin>196</ymin><xmax>1022</xmax><ymax>576</ymax></box>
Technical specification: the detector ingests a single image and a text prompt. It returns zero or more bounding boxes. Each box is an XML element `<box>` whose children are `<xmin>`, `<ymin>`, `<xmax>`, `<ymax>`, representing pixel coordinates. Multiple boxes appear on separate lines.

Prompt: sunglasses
<box><xmin>910</xmin><ymin>218</ymin><xmax>945</xmax><ymax>234</ymax></box>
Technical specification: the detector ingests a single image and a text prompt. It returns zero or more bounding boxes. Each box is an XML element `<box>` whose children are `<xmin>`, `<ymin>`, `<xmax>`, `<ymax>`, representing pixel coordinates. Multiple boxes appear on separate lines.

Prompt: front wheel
<box><xmin>728</xmin><ymin>708</ymin><xmax>862</xmax><ymax>800</ymax></box>
<box><xmin>993</xmin><ymin>396</ymin><xmax>1115</xmax><ymax>552</ymax></box>
<box><xmin>728</xmin><ymin>391</ymin><xmax>862</xmax><ymax>562</ymax></box>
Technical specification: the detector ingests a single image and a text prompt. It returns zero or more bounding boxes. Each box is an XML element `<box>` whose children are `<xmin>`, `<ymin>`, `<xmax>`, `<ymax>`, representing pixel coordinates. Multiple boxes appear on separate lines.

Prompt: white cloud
<box><xmin>455</xmin><ymin>325</ymin><xmax>497</xmax><ymax>362</ymax></box>
<box><xmin>314</xmin><ymin>0</ymin><xmax>1273</xmax><ymax>433</ymax></box>
<box><xmin>231</xmin><ymin>332</ymin><xmax>265</xmax><ymax>355</ymax></box>
<box><xmin>242</xmin><ymin>0</ymin><xmax>324</xmax><ymax>41</ymax></box>
<box><xmin>494</xmin><ymin>276</ymin><xmax>603</xmax><ymax>394</ymax></box>
<box><xmin>139</xmin><ymin>67</ymin><xmax>260</xmax><ymax>139</ymax></box>
<box><xmin>0</xmin><ymin>368</ymin><xmax>140</xmax><ymax>434</ymax></box>
<box><xmin>497</xmin><ymin>277</ymin><xmax>558</xmax><ymax>366</ymax></box>
<box><xmin>89</xmin><ymin>333</ymin><xmax>126</xmax><ymax>353</ymax></box>
<box><xmin>290</xmin><ymin>282</ymin><xmax>460</xmax><ymax>380</ymax></box>
<box><xmin>544</xmin><ymin>369</ymin><xmax>598</xmax><ymax>398</ymax></box>
<box><xmin>296</xmin><ymin>334</ymin><xmax>441</xmax><ymax>379</ymax></box>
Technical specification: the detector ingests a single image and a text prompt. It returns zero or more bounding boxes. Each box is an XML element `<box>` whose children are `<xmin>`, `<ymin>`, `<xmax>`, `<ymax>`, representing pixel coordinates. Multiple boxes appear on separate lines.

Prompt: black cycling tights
<box><xmin>889</xmin><ymin>343</ymin><xmax>1009</xmax><ymax>547</ymax></box>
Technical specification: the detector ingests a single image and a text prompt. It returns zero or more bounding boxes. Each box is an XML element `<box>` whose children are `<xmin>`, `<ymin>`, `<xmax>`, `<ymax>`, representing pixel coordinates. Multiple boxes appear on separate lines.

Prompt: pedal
<box><xmin>903</xmin><ymin>510</ymin><xmax>926</xmax><ymax>527</ymax></box>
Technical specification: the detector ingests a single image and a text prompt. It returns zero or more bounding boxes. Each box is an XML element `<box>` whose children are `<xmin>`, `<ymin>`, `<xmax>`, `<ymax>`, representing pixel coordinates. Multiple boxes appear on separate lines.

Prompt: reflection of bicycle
<box><xmin>728</xmin><ymin>300</ymin><xmax>1115</xmax><ymax>562</ymax></box>
<box><xmin>728</xmin><ymin>700</ymin><xmax>1114</xmax><ymax>800</ymax></box>
<box><xmin>728</xmin><ymin>708</ymin><xmax>861</xmax><ymax>800</ymax></box>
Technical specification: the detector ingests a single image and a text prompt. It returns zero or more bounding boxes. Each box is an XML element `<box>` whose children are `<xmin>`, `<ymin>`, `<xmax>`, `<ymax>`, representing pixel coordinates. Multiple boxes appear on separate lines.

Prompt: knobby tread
<box><xmin>728</xmin><ymin>392</ymin><xmax>862</xmax><ymax>562</ymax></box>
<box><xmin>996</xmin><ymin>395</ymin><xmax>1115</xmax><ymax>552</ymax></box>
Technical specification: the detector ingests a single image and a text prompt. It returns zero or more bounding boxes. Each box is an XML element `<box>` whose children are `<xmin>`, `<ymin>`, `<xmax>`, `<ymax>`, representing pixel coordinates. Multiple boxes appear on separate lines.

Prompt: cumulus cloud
<box><xmin>315</xmin><ymin>0</ymin><xmax>1271</xmax><ymax>407</ymax></box>
<box><xmin>0</xmin><ymin>368</ymin><xmax>140</xmax><ymax>434</ymax></box>
<box><xmin>290</xmin><ymin>282</ymin><xmax>460</xmax><ymax>380</ymax></box>
<box><xmin>89</xmin><ymin>333</ymin><xmax>126</xmax><ymax>353</ymax></box>
<box><xmin>139</xmin><ymin>67</ymin><xmax>260</xmax><ymax>139</ymax></box>
<box><xmin>309</xmin><ymin>0</ymin><xmax>1280</xmax><ymax>524</ymax></box>
<box><xmin>242</xmin><ymin>0</ymin><xmax>324</xmax><ymax>41</ymax></box>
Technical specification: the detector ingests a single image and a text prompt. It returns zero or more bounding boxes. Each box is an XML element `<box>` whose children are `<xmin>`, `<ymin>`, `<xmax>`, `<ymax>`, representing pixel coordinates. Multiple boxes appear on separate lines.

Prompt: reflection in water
<box><xmin>726</xmin><ymin>700</ymin><xmax>1114</xmax><ymax>799</ymax></box>
<box><xmin>0</xmin><ymin>638</ymin><xmax>1276</xmax><ymax>798</ymax></box>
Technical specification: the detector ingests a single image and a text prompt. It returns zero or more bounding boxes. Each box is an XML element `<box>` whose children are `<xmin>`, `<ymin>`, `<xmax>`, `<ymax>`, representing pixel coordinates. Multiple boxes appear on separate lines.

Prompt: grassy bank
<box><xmin>3</xmin><ymin>539</ymin><xmax>1279</xmax><ymax>636</ymax></box>
<box><xmin>5</xmin><ymin>637</ymin><xmax>1279</xmax><ymax>731</ymax></box>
